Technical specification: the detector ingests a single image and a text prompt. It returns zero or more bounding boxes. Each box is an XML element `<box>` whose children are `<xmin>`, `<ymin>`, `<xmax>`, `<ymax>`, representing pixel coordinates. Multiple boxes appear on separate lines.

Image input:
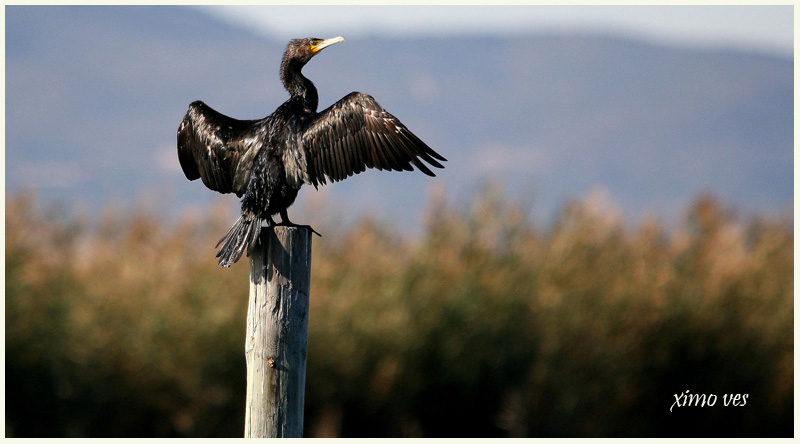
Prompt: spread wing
<box><xmin>299</xmin><ymin>92</ymin><xmax>446</xmax><ymax>187</ymax></box>
<box><xmin>177</xmin><ymin>101</ymin><xmax>263</xmax><ymax>197</ymax></box>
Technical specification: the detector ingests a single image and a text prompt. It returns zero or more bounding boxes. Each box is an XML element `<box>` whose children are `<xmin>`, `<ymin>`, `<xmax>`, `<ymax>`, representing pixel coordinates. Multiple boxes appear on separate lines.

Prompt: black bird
<box><xmin>178</xmin><ymin>36</ymin><xmax>446</xmax><ymax>267</ymax></box>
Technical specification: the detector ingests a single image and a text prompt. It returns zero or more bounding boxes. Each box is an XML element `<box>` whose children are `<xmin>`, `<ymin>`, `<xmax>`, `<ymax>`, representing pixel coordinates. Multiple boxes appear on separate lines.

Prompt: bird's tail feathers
<box><xmin>215</xmin><ymin>213</ymin><xmax>262</xmax><ymax>267</ymax></box>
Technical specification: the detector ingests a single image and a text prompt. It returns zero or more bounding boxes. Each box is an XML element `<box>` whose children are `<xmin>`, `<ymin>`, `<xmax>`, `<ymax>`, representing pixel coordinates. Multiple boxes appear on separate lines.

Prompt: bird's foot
<box><xmin>273</xmin><ymin>221</ymin><xmax>322</xmax><ymax>237</ymax></box>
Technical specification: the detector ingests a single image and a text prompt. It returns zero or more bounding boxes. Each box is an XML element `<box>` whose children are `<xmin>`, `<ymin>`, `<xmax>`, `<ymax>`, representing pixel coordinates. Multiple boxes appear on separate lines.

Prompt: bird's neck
<box><xmin>281</xmin><ymin>60</ymin><xmax>318</xmax><ymax>112</ymax></box>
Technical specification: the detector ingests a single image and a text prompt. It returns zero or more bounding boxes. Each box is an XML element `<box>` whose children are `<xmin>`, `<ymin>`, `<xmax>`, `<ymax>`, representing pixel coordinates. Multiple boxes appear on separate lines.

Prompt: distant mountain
<box><xmin>6</xmin><ymin>6</ymin><xmax>792</xmax><ymax>232</ymax></box>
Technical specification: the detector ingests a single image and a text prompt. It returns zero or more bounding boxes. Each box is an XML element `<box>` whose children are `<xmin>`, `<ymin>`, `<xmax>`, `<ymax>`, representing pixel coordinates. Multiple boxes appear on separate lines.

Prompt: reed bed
<box><xmin>5</xmin><ymin>188</ymin><xmax>792</xmax><ymax>437</ymax></box>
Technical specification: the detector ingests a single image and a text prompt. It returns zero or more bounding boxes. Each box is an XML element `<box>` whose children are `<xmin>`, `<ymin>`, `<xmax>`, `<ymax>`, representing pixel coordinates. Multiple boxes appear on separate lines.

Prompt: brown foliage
<box><xmin>5</xmin><ymin>188</ymin><xmax>793</xmax><ymax>437</ymax></box>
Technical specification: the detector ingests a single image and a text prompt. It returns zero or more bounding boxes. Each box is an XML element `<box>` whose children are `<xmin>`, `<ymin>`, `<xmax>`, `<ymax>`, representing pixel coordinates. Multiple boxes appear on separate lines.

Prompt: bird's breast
<box><xmin>279</xmin><ymin>118</ymin><xmax>311</xmax><ymax>189</ymax></box>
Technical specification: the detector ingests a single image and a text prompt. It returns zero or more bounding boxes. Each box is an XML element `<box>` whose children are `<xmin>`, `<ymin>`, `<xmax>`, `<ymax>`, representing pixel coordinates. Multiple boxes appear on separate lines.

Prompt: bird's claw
<box><xmin>273</xmin><ymin>221</ymin><xmax>322</xmax><ymax>237</ymax></box>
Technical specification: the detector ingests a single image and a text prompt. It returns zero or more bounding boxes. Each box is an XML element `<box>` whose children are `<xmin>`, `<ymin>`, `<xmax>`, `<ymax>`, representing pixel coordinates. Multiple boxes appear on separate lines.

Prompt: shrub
<box><xmin>5</xmin><ymin>189</ymin><xmax>792</xmax><ymax>437</ymax></box>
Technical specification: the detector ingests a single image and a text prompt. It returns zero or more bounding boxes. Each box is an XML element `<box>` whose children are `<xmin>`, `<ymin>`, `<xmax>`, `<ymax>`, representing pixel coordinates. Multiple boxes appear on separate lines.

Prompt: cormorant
<box><xmin>177</xmin><ymin>36</ymin><xmax>446</xmax><ymax>267</ymax></box>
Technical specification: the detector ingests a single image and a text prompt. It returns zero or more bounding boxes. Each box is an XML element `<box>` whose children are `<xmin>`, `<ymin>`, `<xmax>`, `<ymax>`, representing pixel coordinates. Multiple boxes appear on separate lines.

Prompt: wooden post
<box><xmin>244</xmin><ymin>226</ymin><xmax>312</xmax><ymax>438</ymax></box>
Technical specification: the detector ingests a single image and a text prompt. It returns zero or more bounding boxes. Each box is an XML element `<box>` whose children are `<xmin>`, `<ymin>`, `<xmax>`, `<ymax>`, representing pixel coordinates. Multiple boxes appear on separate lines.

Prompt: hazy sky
<box><xmin>201</xmin><ymin>5</ymin><xmax>793</xmax><ymax>57</ymax></box>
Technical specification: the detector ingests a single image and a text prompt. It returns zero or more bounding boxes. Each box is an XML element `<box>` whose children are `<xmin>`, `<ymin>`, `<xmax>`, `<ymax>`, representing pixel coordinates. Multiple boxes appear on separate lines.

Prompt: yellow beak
<box><xmin>312</xmin><ymin>36</ymin><xmax>345</xmax><ymax>53</ymax></box>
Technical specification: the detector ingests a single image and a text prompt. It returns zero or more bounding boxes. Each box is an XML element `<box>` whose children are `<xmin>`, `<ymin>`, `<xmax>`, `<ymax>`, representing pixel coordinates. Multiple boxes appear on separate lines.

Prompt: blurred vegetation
<box><xmin>5</xmin><ymin>187</ymin><xmax>793</xmax><ymax>437</ymax></box>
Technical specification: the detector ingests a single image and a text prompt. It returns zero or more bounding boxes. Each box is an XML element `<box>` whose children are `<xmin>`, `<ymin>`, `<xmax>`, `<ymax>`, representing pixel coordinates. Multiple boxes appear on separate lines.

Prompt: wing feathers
<box><xmin>300</xmin><ymin>92</ymin><xmax>446</xmax><ymax>187</ymax></box>
<box><xmin>177</xmin><ymin>101</ymin><xmax>262</xmax><ymax>197</ymax></box>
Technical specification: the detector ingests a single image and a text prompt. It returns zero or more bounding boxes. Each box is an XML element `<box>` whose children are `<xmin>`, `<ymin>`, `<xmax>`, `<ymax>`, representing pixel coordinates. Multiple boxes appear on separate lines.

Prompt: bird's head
<box><xmin>284</xmin><ymin>36</ymin><xmax>345</xmax><ymax>65</ymax></box>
